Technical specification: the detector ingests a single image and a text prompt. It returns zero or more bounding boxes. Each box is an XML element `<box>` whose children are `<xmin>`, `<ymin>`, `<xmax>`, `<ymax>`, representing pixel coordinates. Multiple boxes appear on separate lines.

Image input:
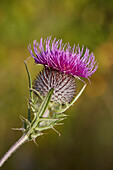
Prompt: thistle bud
<box><xmin>33</xmin><ymin>67</ymin><xmax>76</xmax><ymax>104</ymax></box>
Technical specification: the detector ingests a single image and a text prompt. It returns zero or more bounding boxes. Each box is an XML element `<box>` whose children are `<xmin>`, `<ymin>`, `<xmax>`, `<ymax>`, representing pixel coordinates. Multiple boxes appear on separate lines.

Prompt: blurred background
<box><xmin>0</xmin><ymin>0</ymin><xmax>113</xmax><ymax>169</ymax></box>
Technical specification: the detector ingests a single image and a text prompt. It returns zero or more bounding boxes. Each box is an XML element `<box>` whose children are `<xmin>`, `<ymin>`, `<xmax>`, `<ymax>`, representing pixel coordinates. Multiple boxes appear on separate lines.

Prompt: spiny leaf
<box><xmin>24</xmin><ymin>60</ymin><xmax>33</xmax><ymax>100</ymax></box>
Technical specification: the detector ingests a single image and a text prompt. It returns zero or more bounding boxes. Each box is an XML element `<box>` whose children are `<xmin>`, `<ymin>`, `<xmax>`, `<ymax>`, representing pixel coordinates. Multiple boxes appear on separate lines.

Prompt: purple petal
<box><xmin>28</xmin><ymin>37</ymin><xmax>98</xmax><ymax>79</ymax></box>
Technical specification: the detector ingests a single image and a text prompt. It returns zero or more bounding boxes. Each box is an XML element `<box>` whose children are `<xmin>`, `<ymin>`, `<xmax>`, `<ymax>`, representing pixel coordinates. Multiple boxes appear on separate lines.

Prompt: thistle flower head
<box><xmin>28</xmin><ymin>36</ymin><xmax>98</xmax><ymax>79</ymax></box>
<box><xmin>33</xmin><ymin>68</ymin><xmax>76</xmax><ymax>104</ymax></box>
<box><xmin>28</xmin><ymin>37</ymin><xmax>98</xmax><ymax>104</ymax></box>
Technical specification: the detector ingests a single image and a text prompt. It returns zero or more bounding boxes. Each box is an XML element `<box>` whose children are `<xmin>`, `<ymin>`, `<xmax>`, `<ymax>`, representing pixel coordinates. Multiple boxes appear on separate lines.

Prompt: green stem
<box><xmin>0</xmin><ymin>89</ymin><xmax>54</xmax><ymax>167</ymax></box>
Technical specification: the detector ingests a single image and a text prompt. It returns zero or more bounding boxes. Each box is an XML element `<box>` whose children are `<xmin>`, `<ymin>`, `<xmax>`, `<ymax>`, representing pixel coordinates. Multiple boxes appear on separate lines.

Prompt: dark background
<box><xmin>0</xmin><ymin>0</ymin><xmax>113</xmax><ymax>169</ymax></box>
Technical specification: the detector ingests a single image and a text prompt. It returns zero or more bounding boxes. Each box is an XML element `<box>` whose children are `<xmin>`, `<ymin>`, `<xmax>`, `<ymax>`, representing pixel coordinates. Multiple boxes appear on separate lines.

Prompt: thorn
<box><xmin>11</xmin><ymin>127</ymin><xmax>23</xmax><ymax>131</ymax></box>
<box><xmin>27</xmin><ymin>101</ymin><xmax>30</xmax><ymax>108</ymax></box>
<box><xmin>74</xmin><ymin>75</ymin><xmax>86</xmax><ymax>84</ymax></box>
<box><xmin>55</xmin><ymin>123</ymin><xmax>64</xmax><ymax>126</ymax></box>
<box><xmin>20</xmin><ymin>115</ymin><xmax>27</xmax><ymax>121</ymax></box>
<box><xmin>19</xmin><ymin>115</ymin><xmax>26</xmax><ymax>121</ymax></box>
<box><xmin>61</xmin><ymin>114</ymin><xmax>69</xmax><ymax>117</ymax></box>
<box><xmin>60</xmin><ymin>117</ymin><xmax>67</xmax><ymax>121</ymax></box>
<box><xmin>57</xmin><ymin>114</ymin><xmax>69</xmax><ymax>118</ymax></box>
<box><xmin>60</xmin><ymin>114</ymin><xmax>69</xmax><ymax>117</ymax></box>
<box><xmin>35</xmin><ymin>130</ymin><xmax>44</xmax><ymax>137</ymax></box>
<box><xmin>33</xmin><ymin>138</ymin><xmax>39</xmax><ymax>147</ymax></box>
<box><xmin>19</xmin><ymin>115</ymin><xmax>31</xmax><ymax>126</ymax></box>
<box><xmin>25</xmin><ymin>97</ymin><xmax>29</xmax><ymax>103</ymax></box>
<box><xmin>52</xmin><ymin>127</ymin><xmax>61</xmax><ymax>136</ymax></box>
<box><xmin>25</xmin><ymin>97</ymin><xmax>32</xmax><ymax>105</ymax></box>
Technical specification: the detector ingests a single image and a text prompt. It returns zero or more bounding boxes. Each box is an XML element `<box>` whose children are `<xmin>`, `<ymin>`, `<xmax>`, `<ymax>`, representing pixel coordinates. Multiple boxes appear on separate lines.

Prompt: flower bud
<box><xmin>33</xmin><ymin>67</ymin><xmax>76</xmax><ymax>104</ymax></box>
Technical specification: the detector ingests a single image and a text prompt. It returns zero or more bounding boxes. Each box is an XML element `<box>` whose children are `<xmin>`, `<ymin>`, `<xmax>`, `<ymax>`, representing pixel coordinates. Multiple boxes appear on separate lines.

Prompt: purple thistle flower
<box><xmin>28</xmin><ymin>37</ymin><xmax>98</xmax><ymax>80</ymax></box>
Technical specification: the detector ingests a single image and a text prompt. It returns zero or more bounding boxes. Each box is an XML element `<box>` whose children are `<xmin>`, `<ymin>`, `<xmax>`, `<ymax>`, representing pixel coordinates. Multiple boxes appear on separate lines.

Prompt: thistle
<box><xmin>0</xmin><ymin>37</ymin><xmax>98</xmax><ymax>167</ymax></box>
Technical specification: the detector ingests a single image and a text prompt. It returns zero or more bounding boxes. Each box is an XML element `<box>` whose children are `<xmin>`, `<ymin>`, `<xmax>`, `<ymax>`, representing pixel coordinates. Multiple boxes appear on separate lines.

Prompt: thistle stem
<box><xmin>0</xmin><ymin>134</ymin><xmax>28</xmax><ymax>167</ymax></box>
<box><xmin>0</xmin><ymin>88</ymin><xmax>54</xmax><ymax>167</ymax></box>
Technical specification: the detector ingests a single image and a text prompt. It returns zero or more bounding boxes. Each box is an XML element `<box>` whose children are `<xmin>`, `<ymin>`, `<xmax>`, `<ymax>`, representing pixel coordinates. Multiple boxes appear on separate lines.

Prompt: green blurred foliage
<box><xmin>0</xmin><ymin>0</ymin><xmax>113</xmax><ymax>169</ymax></box>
